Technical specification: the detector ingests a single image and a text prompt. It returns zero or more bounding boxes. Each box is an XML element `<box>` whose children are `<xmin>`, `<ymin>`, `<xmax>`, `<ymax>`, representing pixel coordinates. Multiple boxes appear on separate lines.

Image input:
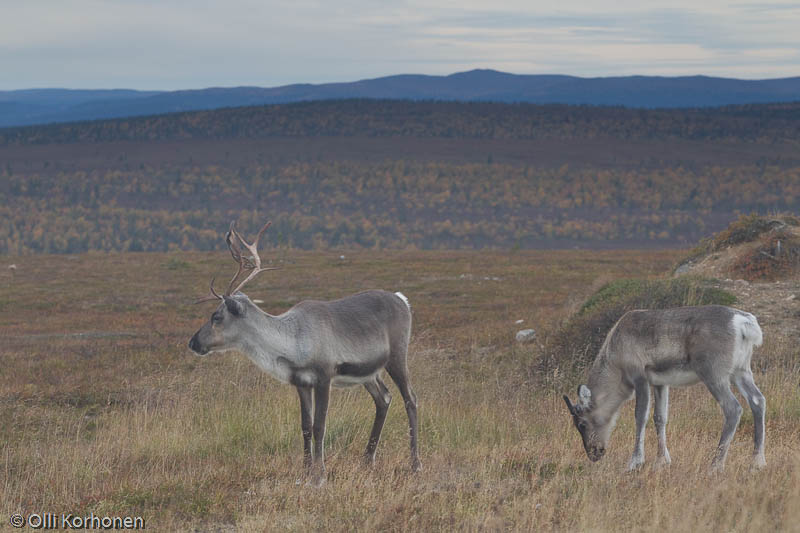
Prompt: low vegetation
<box><xmin>679</xmin><ymin>213</ymin><xmax>800</xmax><ymax>281</ymax></box>
<box><xmin>686</xmin><ymin>213</ymin><xmax>799</xmax><ymax>257</ymax></box>
<box><xmin>2</xmin><ymin>245</ymin><xmax>798</xmax><ymax>531</ymax></box>
<box><xmin>729</xmin><ymin>225</ymin><xmax>800</xmax><ymax>281</ymax></box>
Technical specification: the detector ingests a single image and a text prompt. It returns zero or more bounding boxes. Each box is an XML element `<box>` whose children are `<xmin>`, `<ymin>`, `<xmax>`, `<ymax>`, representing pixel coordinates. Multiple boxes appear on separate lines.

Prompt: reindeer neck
<box><xmin>236</xmin><ymin>307</ymin><xmax>302</xmax><ymax>382</ymax></box>
<box><xmin>587</xmin><ymin>363</ymin><xmax>629</xmax><ymax>427</ymax></box>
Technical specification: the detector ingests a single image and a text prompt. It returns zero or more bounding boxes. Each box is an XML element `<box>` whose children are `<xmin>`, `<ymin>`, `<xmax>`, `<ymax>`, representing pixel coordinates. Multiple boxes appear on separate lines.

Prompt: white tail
<box><xmin>395</xmin><ymin>291</ymin><xmax>410</xmax><ymax>310</ymax></box>
<box><xmin>734</xmin><ymin>312</ymin><xmax>763</xmax><ymax>347</ymax></box>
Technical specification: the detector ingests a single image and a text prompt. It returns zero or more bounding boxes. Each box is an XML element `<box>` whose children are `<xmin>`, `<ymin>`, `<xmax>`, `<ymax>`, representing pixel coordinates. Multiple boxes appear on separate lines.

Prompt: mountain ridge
<box><xmin>2</xmin><ymin>69</ymin><xmax>799</xmax><ymax>128</ymax></box>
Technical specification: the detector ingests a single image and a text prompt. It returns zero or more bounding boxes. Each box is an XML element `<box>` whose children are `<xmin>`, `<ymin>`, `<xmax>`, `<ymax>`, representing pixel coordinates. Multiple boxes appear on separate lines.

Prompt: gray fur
<box><xmin>564</xmin><ymin>305</ymin><xmax>765</xmax><ymax>471</ymax></box>
<box><xmin>189</xmin><ymin>289</ymin><xmax>420</xmax><ymax>485</ymax></box>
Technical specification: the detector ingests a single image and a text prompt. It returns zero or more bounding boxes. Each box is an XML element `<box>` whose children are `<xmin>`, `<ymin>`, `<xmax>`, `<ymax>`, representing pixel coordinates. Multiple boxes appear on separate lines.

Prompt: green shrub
<box><xmin>539</xmin><ymin>277</ymin><xmax>736</xmax><ymax>377</ymax></box>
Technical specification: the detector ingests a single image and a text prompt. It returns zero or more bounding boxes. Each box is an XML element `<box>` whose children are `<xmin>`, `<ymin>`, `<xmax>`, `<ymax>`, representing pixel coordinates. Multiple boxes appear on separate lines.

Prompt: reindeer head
<box><xmin>188</xmin><ymin>221</ymin><xmax>277</xmax><ymax>356</ymax></box>
<box><xmin>563</xmin><ymin>385</ymin><xmax>606</xmax><ymax>462</ymax></box>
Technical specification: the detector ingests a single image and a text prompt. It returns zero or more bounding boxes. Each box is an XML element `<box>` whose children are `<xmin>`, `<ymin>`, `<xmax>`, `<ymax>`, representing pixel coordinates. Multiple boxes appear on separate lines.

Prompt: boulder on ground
<box><xmin>516</xmin><ymin>329</ymin><xmax>537</xmax><ymax>344</ymax></box>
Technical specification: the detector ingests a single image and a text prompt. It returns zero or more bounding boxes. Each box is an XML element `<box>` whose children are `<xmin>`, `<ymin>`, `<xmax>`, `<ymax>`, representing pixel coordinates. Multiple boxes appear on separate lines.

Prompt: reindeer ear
<box><xmin>223</xmin><ymin>296</ymin><xmax>245</xmax><ymax>317</ymax></box>
<box><xmin>578</xmin><ymin>384</ymin><xmax>592</xmax><ymax>407</ymax></box>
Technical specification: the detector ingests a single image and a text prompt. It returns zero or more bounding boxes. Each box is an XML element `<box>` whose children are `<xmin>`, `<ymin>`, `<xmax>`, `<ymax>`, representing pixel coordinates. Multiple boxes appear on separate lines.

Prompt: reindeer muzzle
<box><xmin>588</xmin><ymin>446</ymin><xmax>606</xmax><ymax>462</ymax></box>
<box><xmin>188</xmin><ymin>333</ymin><xmax>208</xmax><ymax>355</ymax></box>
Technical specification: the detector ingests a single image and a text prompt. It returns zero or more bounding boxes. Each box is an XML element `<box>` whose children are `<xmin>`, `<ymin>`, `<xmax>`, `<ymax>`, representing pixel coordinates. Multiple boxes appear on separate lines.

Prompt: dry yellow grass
<box><xmin>1</xmin><ymin>249</ymin><xmax>798</xmax><ymax>531</ymax></box>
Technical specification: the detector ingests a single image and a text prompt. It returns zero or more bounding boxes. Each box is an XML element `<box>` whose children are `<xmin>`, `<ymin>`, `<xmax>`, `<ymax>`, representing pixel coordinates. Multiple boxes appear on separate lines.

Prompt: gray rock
<box><xmin>674</xmin><ymin>262</ymin><xmax>692</xmax><ymax>276</ymax></box>
<box><xmin>516</xmin><ymin>329</ymin><xmax>537</xmax><ymax>344</ymax></box>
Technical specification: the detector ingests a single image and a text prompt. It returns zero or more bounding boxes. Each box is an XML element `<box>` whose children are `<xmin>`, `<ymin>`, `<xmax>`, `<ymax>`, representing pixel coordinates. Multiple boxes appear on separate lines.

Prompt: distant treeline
<box><xmin>2</xmin><ymin>100</ymin><xmax>800</xmax><ymax>146</ymax></box>
<box><xmin>2</xmin><ymin>100</ymin><xmax>800</xmax><ymax>254</ymax></box>
<box><xmin>2</xmin><ymin>159</ymin><xmax>798</xmax><ymax>253</ymax></box>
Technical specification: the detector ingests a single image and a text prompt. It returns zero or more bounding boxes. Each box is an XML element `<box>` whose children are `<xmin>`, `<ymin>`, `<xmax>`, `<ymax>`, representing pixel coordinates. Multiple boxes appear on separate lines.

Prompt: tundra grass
<box><xmin>1</xmin><ymin>249</ymin><xmax>798</xmax><ymax>531</ymax></box>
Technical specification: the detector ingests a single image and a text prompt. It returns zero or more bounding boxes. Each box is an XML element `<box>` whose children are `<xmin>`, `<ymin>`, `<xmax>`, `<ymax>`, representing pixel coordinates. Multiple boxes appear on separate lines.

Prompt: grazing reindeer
<box><xmin>188</xmin><ymin>221</ymin><xmax>420</xmax><ymax>486</ymax></box>
<box><xmin>563</xmin><ymin>305</ymin><xmax>765</xmax><ymax>472</ymax></box>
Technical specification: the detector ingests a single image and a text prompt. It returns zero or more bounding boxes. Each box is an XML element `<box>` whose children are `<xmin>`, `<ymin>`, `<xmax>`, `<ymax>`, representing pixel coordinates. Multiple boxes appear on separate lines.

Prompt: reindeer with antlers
<box><xmin>188</xmin><ymin>221</ymin><xmax>420</xmax><ymax>486</ymax></box>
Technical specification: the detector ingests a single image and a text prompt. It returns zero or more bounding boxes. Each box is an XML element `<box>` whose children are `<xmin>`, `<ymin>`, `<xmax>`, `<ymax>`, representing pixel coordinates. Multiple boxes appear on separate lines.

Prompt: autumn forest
<box><xmin>2</xmin><ymin>100</ymin><xmax>799</xmax><ymax>253</ymax></box>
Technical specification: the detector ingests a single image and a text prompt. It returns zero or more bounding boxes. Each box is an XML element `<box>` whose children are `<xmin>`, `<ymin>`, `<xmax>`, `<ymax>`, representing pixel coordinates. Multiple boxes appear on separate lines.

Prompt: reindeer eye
<box><xmin>212</xmin><ymin>312</ymin><xmax>223</xmax><ymax>324</ymax></box>
<box><xmin>577</xmin><ymin>422</ymin><xmax>587</xmax><ymax>431</ymax></box>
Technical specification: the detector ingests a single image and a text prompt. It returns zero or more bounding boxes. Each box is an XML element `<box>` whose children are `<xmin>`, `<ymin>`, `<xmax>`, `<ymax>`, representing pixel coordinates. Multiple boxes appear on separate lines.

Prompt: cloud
<box><xmin>0</xmin><ymin>1</ymin><xmax>798</xmax><ymax>89</ymax></box>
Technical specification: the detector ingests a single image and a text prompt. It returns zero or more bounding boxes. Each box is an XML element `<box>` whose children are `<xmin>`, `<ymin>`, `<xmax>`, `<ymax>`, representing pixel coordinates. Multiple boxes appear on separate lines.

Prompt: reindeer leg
<box><xmin>310</xmin><ymin>380</ymin><xmax>331</xmax><ymax>487</ymax></box>
<box><xmin>296</xmin><ymin>386</ymin><xmax>313</xmax><ymax>474</ymax></box>
<box><xmin>653</xmin><ymin>385</ymin><xmax>671</xmax><ymax>468</ymax></box>
<box><xmin>734</xmin><ymin>371</ymin><xmax>766</xmax><ymax>469</ymax></box>
<box><xmin>705</xmin><ymin>379</ymin><xmax>742</xmax><ymax>472</ymax></box>
<box><xmin>628</xmin><ymin>378</ymin><xmax>650</xmax><ymax>471</ymax></box>
<box><xmin>386</xmin><ymin>363</ymin><xmax>421</xmax><ymax>472</ymax></box>
<box><xmin>363</xmin><ymin>375</ymin><xmax>392</xmax><ymax>465</ymax></box>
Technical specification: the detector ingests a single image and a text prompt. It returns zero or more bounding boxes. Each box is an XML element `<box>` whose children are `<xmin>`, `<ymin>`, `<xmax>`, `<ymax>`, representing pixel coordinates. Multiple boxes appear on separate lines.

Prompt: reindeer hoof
<box><xmin>710</xmin><ymin>461</ymin><xmax>726</xmax><ymax>474</ymax></box>
<box><xmin>412</xmin><ymin>458</ymin><xmax>422</xmax><ymax>473</ymax></box>
<box><xmin>305</xmin><ymin>474</ymin><xmax>327</xmax><ymax>488</ymax></box>
<box><xmin>626</xmin><ymin>457</ymin><xmax>645</xmax><ymax>472</ymax></box>
<box><xmin>751</xmin><ymin>455</ymin><xmax>766</xmax><ymax>471</ymax></box>
<box><xmin>653</xmin><ymin>454</ymin><xmax>671</xmax><ymax>470</ymax></box>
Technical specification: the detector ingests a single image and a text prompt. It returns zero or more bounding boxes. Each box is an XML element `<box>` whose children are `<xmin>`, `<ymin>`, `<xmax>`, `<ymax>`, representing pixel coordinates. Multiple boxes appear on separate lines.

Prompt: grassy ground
<box><xmin>1</xmin><ymin>249</ymin><xmax>798</xmax><ymax>531</ymax></box>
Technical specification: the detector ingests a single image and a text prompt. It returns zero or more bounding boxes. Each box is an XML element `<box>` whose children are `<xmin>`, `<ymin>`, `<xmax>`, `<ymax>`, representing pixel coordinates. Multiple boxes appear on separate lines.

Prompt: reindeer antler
<box><xmin>225</xmin><ymin>220</ymin><xmax>278</xmax><ymax>296</ymax></box>
<box><xmin>194</xmin><ymin>276</ymin><xmax>224</xmax><ymax>304</ymax></box>
<box><xmin>195</xmin><ymin>220</ymin><xmax>278</xmax><ymax>303</ymax></box>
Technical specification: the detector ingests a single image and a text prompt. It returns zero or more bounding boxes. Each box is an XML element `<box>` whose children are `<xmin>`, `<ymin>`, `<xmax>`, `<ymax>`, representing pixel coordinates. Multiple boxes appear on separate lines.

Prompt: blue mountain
<box><xmin>1</xmin><ymin>70</ymin><xmax>798</xmax><ymax>127</ymax></box>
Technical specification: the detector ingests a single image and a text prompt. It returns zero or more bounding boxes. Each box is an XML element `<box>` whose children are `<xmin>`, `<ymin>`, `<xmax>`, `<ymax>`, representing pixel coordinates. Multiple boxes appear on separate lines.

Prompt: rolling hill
<box><xmin>1</xmin><ymin>70</ymin><xmax>799</xmax><ymax>128</ymax></box>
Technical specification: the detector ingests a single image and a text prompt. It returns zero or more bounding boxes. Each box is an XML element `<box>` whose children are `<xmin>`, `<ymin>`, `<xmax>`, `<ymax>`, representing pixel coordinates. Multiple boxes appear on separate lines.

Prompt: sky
<box><xmin>1</xmin><ymin>0</ymin><xmax>799</xmax><ymax>90</ymax></box>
